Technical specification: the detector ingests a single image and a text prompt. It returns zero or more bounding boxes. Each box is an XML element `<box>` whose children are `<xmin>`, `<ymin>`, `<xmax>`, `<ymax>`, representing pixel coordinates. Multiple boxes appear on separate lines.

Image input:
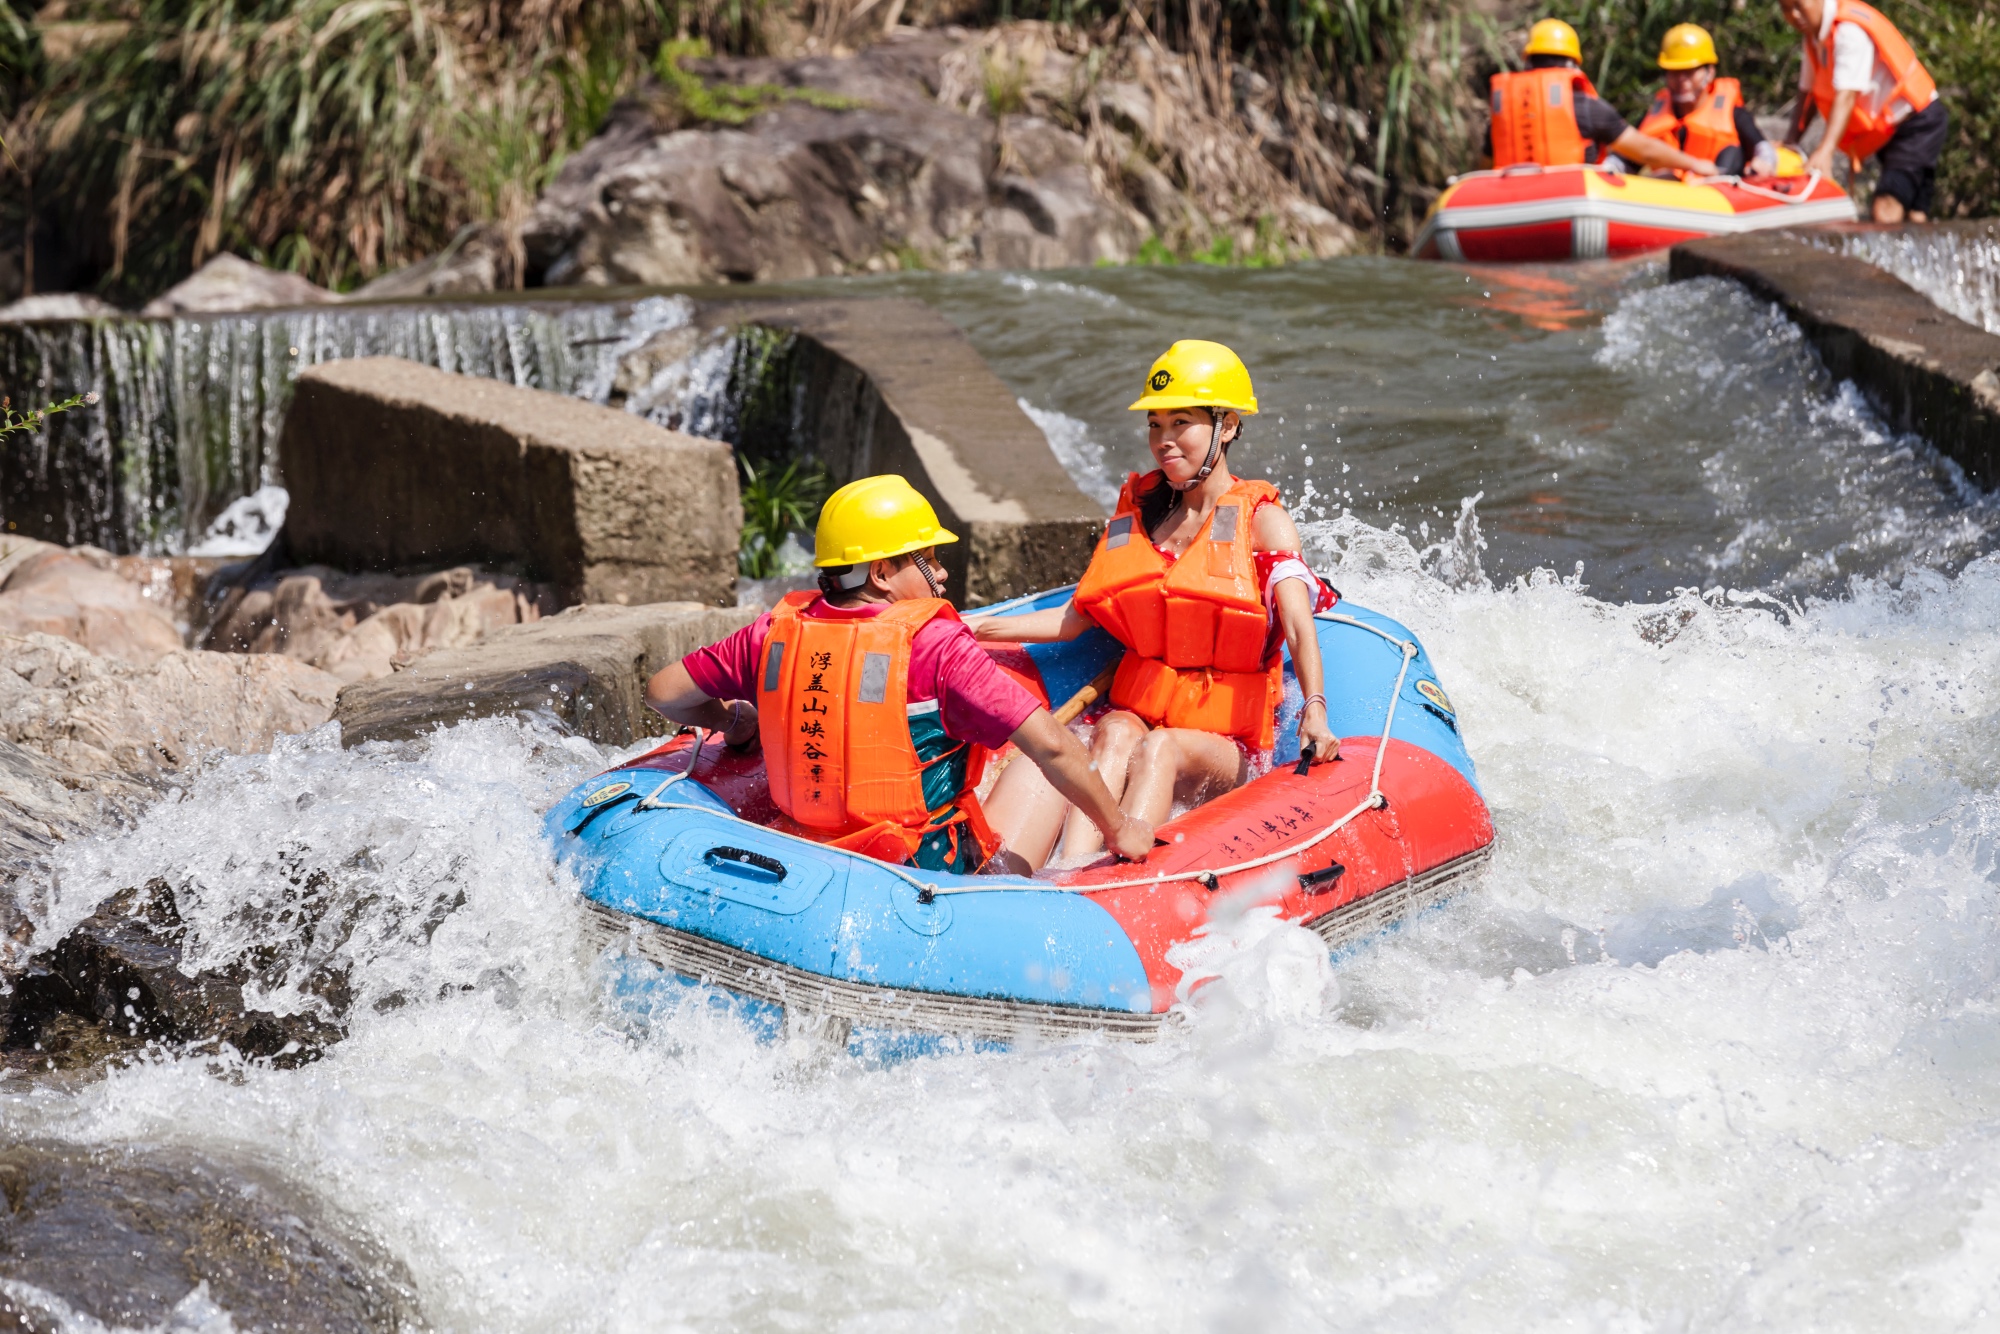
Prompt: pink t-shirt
<box><xmin>683</xmin><ymin>597</ymin><xmax>1041</xmax><ymax>751</ymax></box>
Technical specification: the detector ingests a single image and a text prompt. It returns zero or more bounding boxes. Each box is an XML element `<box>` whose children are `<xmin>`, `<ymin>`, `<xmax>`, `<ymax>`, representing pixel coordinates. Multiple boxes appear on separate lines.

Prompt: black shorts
<box><xmin>1873</xmin><ymin>99</ymin><xmax>1949</xmax><ymax>214</ymax></box>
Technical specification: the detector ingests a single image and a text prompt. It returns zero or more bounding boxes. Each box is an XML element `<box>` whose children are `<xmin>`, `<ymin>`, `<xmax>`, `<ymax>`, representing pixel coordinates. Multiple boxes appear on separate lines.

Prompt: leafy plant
<box><xmin>0</xmin><ymin>390</ymin><xmax>94</xmax><ymax>441</ymax></box>
<box><xmin>739</xmin><ymin>456</ymin><xmax>831</xmax><ymax>579</ymax></box>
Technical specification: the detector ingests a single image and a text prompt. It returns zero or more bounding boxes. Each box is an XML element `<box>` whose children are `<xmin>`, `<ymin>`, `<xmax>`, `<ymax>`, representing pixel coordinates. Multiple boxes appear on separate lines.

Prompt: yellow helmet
<box><xmin>1128</xmin><ymin>340</ymin><xmax>1259</xmax><ymax>415</ymax></box>
<box><xmin>1524</xmin><ymin>17</ymin><xmax>1583</xmax><ymax>61</ymax></box>
<box><xmin>1657</xmin><ymin>23</ymin><xmax>1718</xmax><ymax>69</ymax></box>
<box><xmin>813</xmin><ymin>474</ymin><xmax>958</xmax><ymax>568</ymax></box>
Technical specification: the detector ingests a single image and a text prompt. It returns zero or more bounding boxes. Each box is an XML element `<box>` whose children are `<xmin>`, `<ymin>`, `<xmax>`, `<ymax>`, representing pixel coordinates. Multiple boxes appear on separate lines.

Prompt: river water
<box><xmin>10</xmin><ymin>258</ymin><xmax>2000</xmax><ymax>1330</ymax></box>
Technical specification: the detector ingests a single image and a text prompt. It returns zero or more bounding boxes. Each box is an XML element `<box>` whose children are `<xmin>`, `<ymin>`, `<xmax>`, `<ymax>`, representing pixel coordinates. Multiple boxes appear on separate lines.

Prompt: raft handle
<box><xmin>704</xmin><ymin>846</ymin><xmax>788</xmax><ymax>881</ymax></box>
<box><xmin>1298</xmin><ymin>863</ymin><xmax>1346</xmax><ymax>894</ymax></box>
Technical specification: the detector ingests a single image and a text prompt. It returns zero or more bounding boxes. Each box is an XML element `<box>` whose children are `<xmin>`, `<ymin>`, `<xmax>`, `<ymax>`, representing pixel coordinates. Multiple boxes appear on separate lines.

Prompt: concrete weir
<box><xmin>1670</xmin><ymin>230</ymin><xmax>2000</xmax><ymax>487</ymax></box>
<box><xmin>698</xmin><ymin>297</ymin><xmax>1104</xmax><ymax>606</ymax></box>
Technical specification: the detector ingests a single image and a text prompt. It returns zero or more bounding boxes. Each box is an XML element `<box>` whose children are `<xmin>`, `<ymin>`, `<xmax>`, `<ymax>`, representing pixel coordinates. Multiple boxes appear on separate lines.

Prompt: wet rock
<box><xmin>0</xmin><ymin>1142</ymin><xmax>418</xmax><ymax>1332</ymax></box>
<box><xmin>139</xmin><ymin>254</ymin><xmax>338</xmax><ymax>318</ymax></box>
<box><xmin>4</xmin><ymin>881</ymin><xmax>344</xmax><ymax>1069</ymax></box>
<box><xmin>0</xmin><ymin>293</ymin><xmax>123</xmax><ymax>323</ymax></box>
<box><xmin>279</xmin><ymin>357</ymin><xmax>740</xmax><ymax>607</ymax></box>
<box><xmin>524</xmin><ymin>29</ymin><xmax>1144</xmax><ymax>286</ymax></box>
<box><xmin>336</xmin><ymin>600</ymin><xmax>754</xmax><ymax>746</ymax></box>
<box><xmin>0</xmin><ymin>538</ymin><xmax>184</xmax><ymax>665</ymax></box>
<box><xmin>349</xmin><ymin>223</ymin><xmax>521</xmax><ymax>299</ymax></box>
<box><xmin>205</xmin><ymin>563</ymin><xmax>559</xmax><ymax>685</ymax></box>
<box><xmin>0</xmin><ymin>632</ymin><xmax>339</xmax><ymax>777</ymax></box>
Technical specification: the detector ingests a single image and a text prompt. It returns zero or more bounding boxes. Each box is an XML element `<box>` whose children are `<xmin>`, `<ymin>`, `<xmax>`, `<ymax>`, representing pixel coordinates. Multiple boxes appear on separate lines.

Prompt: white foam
<box><xmin>185</xmin><ymin>485</ymin><xmax>288</xmax><ymax>558</ymax></box>
<box><xmin>12</xmin><ymin>526</ymin><xmax>2000</xmax><ymax>1327</ymax></box>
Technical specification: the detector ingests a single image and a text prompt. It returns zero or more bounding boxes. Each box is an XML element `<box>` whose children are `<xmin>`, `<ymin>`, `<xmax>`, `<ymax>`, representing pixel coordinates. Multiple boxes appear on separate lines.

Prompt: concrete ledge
<box><xmin>335</xmin><ymin>601</ymin><xmax>754</xmax><ymax>746</ymax></box>
<box><xmin>1670</xmin><ymin>231</ymin><xmax>2000</xmax><ymax>486</ymax></box>
<box><xmin>279</xmin><ymin>358</ymin><xmax>741</xmax><ymax>606</ymax></box>
<box><xmin>702</xmin><ymin>298</ymin><xmax>1104</xmax><ymax>605</ymax></box>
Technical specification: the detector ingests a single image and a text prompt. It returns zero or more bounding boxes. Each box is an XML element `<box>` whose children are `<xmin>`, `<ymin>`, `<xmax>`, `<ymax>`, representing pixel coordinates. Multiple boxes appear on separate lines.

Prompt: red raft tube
<box><xmin>548</xmin><ymin>590</ymin><xmax>1495</xmax><ymax>1042</ymax></box>
<box><xmin>1413</xmin><ymin>163</ymin><xmax>1856</xmax><ymax>263</ymax></box>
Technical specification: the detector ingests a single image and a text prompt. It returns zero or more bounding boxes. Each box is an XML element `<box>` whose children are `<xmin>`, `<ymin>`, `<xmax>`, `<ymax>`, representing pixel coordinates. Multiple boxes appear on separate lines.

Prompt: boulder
<box><xmin>350</xmin><ymin>223</ymin><xmax>522</xmax><ymax>300</ymax></box>
<box><xmin>0</xmin><ymin>1142</ymin><xmax>417</xmax><ymax>1332</ymax></box>
<box><xmin>4</xmin><ymin>880</ymin><xmax>345</xmax><ymax>1069</ymax></box>
<box><xmin>0</xmin><ymin>633</ymin><xmax>339</xmax><ymax>777</ymax></box>
<box><xmin>139</xmin><ymin>254</ymin><xmax>338</xmax><ymax>318</ymax></box>
<box><xmin>0</xmin><ymin>293</ymin><xmax>123</xmax><ymax>323</ymax></box>
<box><xmin>0</xmin><ymin>538</ymin><xmax>184</xmax><ymax>665</ymax></box>
<box><xmin>524</xmin><ymin>29</ymin><xmax>1145</xmax><ymax>286</ymax></box>
<box><xmin>206</xmin><ymin>563</ymin><xmax>558</xmax><ymax>684</ymax></box>
<box><xmin>279</xmin><ymin>358</ymin><xmax>740</xmax><ymax>608</ymax></box>
<box><xmin>335</xmin><ymin>601</ymin><xmax>754</xmax><ymax>746</ymax></box>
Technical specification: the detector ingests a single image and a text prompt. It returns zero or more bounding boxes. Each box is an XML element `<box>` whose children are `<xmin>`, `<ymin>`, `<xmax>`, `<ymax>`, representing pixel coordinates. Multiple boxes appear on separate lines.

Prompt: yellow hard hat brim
<box><xmin>1657</xmin><ymin>54</ymin><xmax>1714</xmax><ymax>69</ymax></box>
<box><xmin>1128</xmin><ymin>393</ymin><xmax>1260</xmax><ymax>414</ymax></box>
<box><xmin>810</xmin><ymin>527</ymin><xmax>959</xmax><ymax>568</ymax></box>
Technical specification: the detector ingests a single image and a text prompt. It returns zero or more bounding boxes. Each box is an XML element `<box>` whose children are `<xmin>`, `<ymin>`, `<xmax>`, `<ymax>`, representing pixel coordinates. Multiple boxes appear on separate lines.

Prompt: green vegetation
<box><xmin>0</xmin><ymin>389</ymin><xmax>91</xmax><ymax>440</ymax></box>
<box><xmin>738</xmin><ymin>456</ymin><xmax>831</xmax><ymax>579</ymax></box>
<box><xmin>1</xmin><ymin>0</ymin><xmax>1992</xmax><ymax>303</ymax></box>
<box><xmin>0</xmin><ymin>0</ymin><xmax>687</xmax><ymax>300</ymax></box>
<box><xmin>651</xmin><ymin>37</ymin><xmax>856</xmax><ymax>126</ymax></box>
<box><xmin>1121</xmin><ymin>214</ymin><xmax>1290</xmax><ymax>267</ymax></box>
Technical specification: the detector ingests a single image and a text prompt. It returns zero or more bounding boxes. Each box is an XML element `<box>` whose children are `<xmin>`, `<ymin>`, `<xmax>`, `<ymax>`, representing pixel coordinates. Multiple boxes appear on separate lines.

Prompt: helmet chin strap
<box><xmin>1171</xmin><ymin>414</ymin><xmax>1227</xmax><ymax>492</ymax></box>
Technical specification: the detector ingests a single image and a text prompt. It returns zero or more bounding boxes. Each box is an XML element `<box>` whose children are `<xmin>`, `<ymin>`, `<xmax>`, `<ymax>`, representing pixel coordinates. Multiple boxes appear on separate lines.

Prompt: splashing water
<box><xmin>9</xmin><ymin>512</ymin><xmax>2000</xmax><ymax>1328</ymax></box>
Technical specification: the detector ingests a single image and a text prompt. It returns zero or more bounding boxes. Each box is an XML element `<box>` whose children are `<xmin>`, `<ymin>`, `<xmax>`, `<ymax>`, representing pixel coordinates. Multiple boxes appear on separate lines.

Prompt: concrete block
<box><xmin>334</xmin><ymin>601</ymin><xmax>755</xmax><ymax>746</ymax></box>
<box><xmin>1670</xmin><ymin>230</ymin><xmax>2000</xmax><ymax>487</ymax></box>
<box><xmin>279</xmin><ymin>357</ymin><xmax>740</xmax><ymax>606</ymax></box>
<box><xmin>700</xmin><ymin>298</ymin><xmax>1104</xmax><ymax>606</ymax></box>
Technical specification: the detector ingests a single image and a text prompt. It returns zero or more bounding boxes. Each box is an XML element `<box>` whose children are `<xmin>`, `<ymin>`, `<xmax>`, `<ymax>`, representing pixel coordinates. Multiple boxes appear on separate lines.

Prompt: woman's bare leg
<box><xmin>982</xmin><ymin>755</ymin><xmax>1070</xmax><ymax>873</ymax></box>
<box><xmin>1056</xmin><ymin>711</ymin><xmax>1149</xmax><ymax>862</ymax></box>
<box><xmin>1120</xmin><ymin>727</ymin><xmax>1249</xmax><ymax>828</ymax></box>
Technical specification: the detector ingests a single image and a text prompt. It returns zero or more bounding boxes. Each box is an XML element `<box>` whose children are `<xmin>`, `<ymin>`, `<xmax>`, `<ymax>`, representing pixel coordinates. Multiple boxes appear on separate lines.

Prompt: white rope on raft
<box><xmin>619</xmin><ymin>612</ymin><xmax>1419</xmax><ymax>902</ymax></box>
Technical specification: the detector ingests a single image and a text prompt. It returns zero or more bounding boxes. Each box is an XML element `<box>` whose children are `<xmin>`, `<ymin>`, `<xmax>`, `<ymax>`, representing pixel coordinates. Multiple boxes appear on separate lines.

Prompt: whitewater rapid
<box><xmin>10</xmin><ymin>497</ymin><xmax>2000</xmax><ymax>1328</ymax></box>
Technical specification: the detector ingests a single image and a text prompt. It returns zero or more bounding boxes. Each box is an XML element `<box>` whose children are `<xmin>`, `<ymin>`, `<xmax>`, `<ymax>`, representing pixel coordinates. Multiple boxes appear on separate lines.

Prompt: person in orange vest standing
<box><xmin>644</xmin><ymin>474</ymin><xmax>1155</xmax><ymax>873</ymax></box>
<box><xmin>1635</xmin><ymin>24</ymin><xmax>1781</xmax><ymax>179</ymax></box>
<box><xmin>1779</xmin><ymin>0</ymin><xmax>1946</xmax><ymax>223</ymax></box>
<box><xmin>1484</xmin><ymin>18</ymin><xmax>1721</xmax><ymax>177</ymax></box>
<box><xmin>967</xmin><ymin>341</ymin><xmax>1341</xmax><ymax>871</ymax></box>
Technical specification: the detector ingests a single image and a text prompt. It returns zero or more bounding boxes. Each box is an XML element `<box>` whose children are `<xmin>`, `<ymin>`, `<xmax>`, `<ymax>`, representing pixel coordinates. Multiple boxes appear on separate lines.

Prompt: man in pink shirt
<box><xmin>645</xmin><ymin>475</ymin><xmax>1152</xmax><ymax>875</ymax></box>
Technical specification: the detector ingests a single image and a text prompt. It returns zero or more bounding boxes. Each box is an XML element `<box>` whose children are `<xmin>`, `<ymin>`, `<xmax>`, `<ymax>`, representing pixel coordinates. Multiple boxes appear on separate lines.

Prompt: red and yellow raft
<box><xmin>1413</xmin><ymin>164</ymin><xmax>1856</xmax><ymax>263</ymax></box>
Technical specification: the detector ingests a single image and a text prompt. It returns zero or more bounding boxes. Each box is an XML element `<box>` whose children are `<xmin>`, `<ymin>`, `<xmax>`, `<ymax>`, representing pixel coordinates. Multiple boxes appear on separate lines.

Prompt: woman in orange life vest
<box><xmin>643</xmin><ymin>475</ymin><xmax>1156</xmax><ymax>873</ymax></box>
<box><xmin>967</xmin><ymin>341</ymin><xmax>1340</xmax><ymax>873</ymax></box>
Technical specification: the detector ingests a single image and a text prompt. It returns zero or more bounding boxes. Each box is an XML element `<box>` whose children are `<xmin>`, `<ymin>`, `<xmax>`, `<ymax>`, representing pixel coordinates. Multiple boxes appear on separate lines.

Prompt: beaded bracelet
<box><xmin>1301</xmin><ymin>692</ymin><xmax>1327</xmax><ymax>713</ymax></box>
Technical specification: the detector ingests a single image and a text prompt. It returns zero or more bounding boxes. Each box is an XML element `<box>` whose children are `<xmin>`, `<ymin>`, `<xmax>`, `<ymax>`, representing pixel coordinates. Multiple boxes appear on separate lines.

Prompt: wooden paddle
<box><xmin>1052</xmin><ymin>663</ymin><xmax>1118</xmax><ymax>726</ymax></box>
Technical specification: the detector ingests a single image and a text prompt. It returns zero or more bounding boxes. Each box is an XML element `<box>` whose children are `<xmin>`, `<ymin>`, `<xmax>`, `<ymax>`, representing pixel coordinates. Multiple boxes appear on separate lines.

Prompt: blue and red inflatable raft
<box><xmin>546</xmin><ymin>587</ymin><xmax>1495</xmax><ymax>1040</ymax></box>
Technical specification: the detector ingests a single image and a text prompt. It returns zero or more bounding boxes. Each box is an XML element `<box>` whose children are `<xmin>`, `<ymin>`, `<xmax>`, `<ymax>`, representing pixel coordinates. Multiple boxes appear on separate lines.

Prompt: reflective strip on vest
<box><xmin>755</xmin><ymin>592</ymin><xmax>964</xmax><ymax>836</ymax></box>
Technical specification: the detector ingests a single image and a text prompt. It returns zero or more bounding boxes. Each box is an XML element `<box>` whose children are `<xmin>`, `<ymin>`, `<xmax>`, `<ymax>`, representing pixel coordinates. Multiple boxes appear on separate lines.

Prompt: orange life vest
<box><xmin>755</xmin><ymin>593</ymin><xmax>995</xmax><ymax>869</ymax></box>
<box><xmin>1489</xmin><ymin>67</ymin><xmax>1600</xmax><ymax>168</ymax></box>
<box><xmin>1802</xmin><ymin>0</ymin><xmax>1937</xmax><ymax>161</ymax></box>
<box><xmin>1637</xmin><ymin>76</ymin><xmax>1744</xmax><ymax>178</ymax></box>
<box><xmin>1072</xmin><ymin>473</ymin><xmax>1282</xmax><ymax>750</ymax></box>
